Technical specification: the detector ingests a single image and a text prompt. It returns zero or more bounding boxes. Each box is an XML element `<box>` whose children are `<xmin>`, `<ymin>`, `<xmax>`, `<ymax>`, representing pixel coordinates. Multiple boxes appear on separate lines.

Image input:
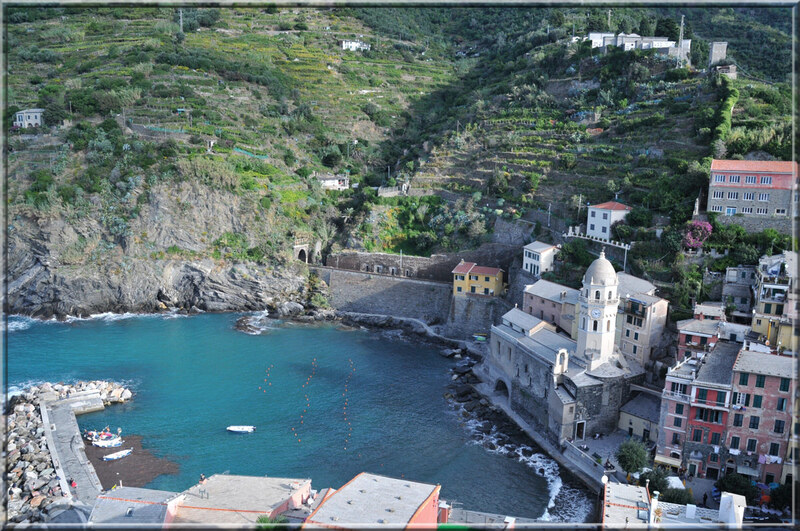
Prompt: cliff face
<box><xmin>7</xmin><ymin>181</ymin><xmax>307</xmax><ymax>319</ymax></box>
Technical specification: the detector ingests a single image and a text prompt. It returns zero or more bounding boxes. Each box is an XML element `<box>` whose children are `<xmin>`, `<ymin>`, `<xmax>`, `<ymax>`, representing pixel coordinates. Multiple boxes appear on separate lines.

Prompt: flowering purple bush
<box><xmin>683</xmin><ymin>220</ymin><xmax>712</xmax><ymax>249</ymax></box>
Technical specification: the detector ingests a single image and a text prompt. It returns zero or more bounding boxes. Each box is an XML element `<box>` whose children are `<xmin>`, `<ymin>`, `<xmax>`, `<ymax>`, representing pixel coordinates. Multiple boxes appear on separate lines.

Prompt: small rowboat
<box><xmin>227</xmin><ymin>425</ymin><xmax>256</xmax><ymax>433</ymax></box>
<box><xmin>102</xmin><ymin>448</ymin><xmax>132</xmax><ymax>461</ymax></box>
<box><xmin>92</xmin><ymin>436</ymin><xmax>123</xmax><ymax>448</ymax></box>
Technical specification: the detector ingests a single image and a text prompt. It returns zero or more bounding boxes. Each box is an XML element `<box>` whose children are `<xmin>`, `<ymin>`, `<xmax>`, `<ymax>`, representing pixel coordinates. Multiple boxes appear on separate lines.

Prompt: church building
<box><xmin>481</xmin><ymin>251</ymin><xmax>645</xmax><ymax>444</ymax></box>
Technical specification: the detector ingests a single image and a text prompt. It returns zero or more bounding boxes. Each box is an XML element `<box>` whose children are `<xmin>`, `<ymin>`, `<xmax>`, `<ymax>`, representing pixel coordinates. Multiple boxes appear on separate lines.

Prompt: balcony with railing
<box><xmin>662</xmin><ymin>389</ymin><xmax>691</xmax><ymax>402</ymax></box>
<box><xmin>619</xmin><ymin>301</ymin><xmax>647</xmax><ymax>317</ymax></box>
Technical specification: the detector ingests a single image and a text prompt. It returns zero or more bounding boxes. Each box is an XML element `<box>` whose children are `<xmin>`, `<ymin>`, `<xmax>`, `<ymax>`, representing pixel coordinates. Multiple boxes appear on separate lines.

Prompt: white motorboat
<box><xmin>92</xmin><ymin>436</ymin><xmax>123</xmax><ymax>448</ymax></box>
<box><xmin>102</xmin><ymin>448</ymin><xmax>133</xmax><ymax>461</ymax></box>
<box><xmin>226</xmin><ymin>425</ymin><xmax>256</xmax><ymax>433</ymax></box>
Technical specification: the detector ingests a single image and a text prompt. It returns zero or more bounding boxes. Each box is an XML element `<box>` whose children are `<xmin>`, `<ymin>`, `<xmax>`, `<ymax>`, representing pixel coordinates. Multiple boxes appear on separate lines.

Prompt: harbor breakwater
<box><xmin>4</xmin><ymin>380</ymin><xmax>132</xmax><ymax>524</ymax></box>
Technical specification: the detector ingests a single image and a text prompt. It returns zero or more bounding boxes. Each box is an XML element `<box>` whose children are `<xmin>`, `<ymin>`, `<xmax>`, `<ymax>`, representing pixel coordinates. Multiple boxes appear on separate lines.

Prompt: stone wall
<box><xmin>715</xmin><ymin>214</ymin><xmax>793</xmax><ymax>235</ymax></box>
<box><xmin>319</xmin><ymin>267</ymin><xmax>453</xmax><ymax>324</ymax></box>
<box><xmin>326</xmin><ymin>243</ymin><xmax>522</xmax><ymax>283</ymax></box>
<box><xmin>443</xmin><ymin>294</ymin><xmax>513</xmax><ymax>340</ymax></box>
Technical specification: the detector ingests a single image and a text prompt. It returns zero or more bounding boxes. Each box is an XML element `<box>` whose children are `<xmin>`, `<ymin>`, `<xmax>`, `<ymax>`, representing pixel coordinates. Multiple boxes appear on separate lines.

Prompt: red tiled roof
<box><xmin>452</xmin><ymin>261</ymin><xmax>475</xmax><ymax>274</ymax></box>
<box><xmin>472</xmin><ymin>265</ymin><xmax>503</xmax><ymax>276</ymax></box>
<box><xmin>451</xmin><ymin>262</ymin><xmax>502</xmax><ymax>276</ymax></box>
<box><xmin>710</xmin><ymin>160</ymin><xmax>797</xmax><ymax>173</ymax></box>
<box><xmin>590</xmin><ymin>201</ymin><xmax>632</xmax><ymax>211</ymax></box>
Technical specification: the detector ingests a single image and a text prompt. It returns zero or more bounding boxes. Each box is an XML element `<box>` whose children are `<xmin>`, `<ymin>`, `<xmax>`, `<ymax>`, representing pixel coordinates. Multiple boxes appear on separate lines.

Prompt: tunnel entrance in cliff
<box><xmin>297</xmin><ymin>249</ymin><xmax>307</xmax><ymax>263</ymax></box>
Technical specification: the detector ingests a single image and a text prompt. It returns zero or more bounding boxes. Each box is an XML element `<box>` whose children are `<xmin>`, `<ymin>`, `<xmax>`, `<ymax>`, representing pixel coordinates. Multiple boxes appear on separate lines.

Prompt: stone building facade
<box><xmin>483</xmin><ymin>252</ymin><xmax>644</xmax><ymax>445</ymax></box>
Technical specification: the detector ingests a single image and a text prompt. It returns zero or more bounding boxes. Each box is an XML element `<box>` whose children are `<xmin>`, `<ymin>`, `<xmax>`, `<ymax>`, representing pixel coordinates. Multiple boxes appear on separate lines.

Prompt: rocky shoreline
<box><xmin>4</xmin><ymin>380</ymin><xmax>133</xmax><ymax>524</ymax></box>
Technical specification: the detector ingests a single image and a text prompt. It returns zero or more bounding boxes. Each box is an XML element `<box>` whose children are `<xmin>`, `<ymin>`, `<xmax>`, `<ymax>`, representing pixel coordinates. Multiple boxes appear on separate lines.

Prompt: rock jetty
<box><xmin>4</xmin><ymin>380</ymin><xmax>132</xmax><ymax>524</ymax></box>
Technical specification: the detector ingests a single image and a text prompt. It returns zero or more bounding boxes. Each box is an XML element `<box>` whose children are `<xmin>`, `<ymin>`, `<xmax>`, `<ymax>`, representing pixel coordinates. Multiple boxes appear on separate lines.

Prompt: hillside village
<box><xmin>4</xmin><ymin>5</ymin><xmax>796</xmax><ymax>528</ymax></box>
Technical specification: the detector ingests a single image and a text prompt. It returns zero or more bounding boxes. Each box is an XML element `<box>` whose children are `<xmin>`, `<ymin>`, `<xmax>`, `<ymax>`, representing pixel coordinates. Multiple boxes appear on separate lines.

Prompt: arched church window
<box><xmin>608</xmin><ymin>290</ymin><xmax>612</xmax><ymax>299</ymax></box>
<box><xmin>607</xmin><ymin>320</ymin><xmax>611</xmax><ymax>332</ymax></box>
<box><xmin>593</xmin><ymin>320</ymin><xmax>598</xmax><ymax>331</ymax></box>
<box><xmin>582</xmin><ymin>317</ymin><xmax>586</xmax><ymax>330</ymax></box>
<box><xmin>595</xmin><ymin>290</ymin><xmax>600</xmax><ymax>300</ymax></box>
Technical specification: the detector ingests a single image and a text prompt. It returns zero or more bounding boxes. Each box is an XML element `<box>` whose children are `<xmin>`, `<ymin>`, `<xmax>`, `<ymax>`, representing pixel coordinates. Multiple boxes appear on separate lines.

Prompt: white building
<box><xmin>13</xmin><ymin>108</ymin><xmax>44</xmax><ymax>128</ymax></box>
<box><xmin>587</xmin><ymin>201</ymin><xmax>632</xmax><ymax>241</ymax></box>
<box><xmin>341</xmin><ymin>40</ymin><xmax>370</xmax><ymax>52</ymax></box>
<box><xmin>316</xmin><ymin>173</ymin><xmax>349</xmax><ymax>191</ymax></box>
<box><xmin>522</xmin><ymin>241</ymin><xmax>559</xmax><ymax>277</ymax></box>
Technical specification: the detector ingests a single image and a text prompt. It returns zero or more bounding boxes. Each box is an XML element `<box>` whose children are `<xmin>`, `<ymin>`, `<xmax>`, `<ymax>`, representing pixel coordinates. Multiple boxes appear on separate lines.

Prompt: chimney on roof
<box><xmin>649</xmin><ymin>491</ymin><xmax>660</xmax><ymax>524</ymax></box>
<box><xmin>561</xmin><ymin>290</ymin><xmax>567</xmax><ymax>300</ymax></box>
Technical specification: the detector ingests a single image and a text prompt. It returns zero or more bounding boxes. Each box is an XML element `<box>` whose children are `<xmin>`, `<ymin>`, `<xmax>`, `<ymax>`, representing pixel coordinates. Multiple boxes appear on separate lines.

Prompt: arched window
<box><xmin>582</xmin><ymin>317</ymin><xmax>586</xmax><ymax>330</ymax></box>
<box><xmin>607</xmin><ymin>320</ymin><xmax>611</xmax><ymax>332</ymax></box>
<box><xmin>608</xmin><ymin>290</ymin><xmax>613</xmax><ymax>299</ymax></box>
<box><xmin>584</xmin><ymin>289</ymin><xmax>589</xmax><ymax>297</ymax></box>
<box><xmin>593</xmin><ymin>320</ymin><xmax>598</xmax><ymax>332</ymax></box>
<box><xmin>595</xmin><ymin>290</ymin><xmax>600</xmax><ymax>300</ymax></box>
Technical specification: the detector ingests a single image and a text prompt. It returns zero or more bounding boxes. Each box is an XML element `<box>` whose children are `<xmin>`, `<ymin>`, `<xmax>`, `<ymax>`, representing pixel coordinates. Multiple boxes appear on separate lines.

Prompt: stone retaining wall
<box><xmin>715</xmin><ymin>214</ymin><xmax>793</xmax><ymax>235</ymax></box>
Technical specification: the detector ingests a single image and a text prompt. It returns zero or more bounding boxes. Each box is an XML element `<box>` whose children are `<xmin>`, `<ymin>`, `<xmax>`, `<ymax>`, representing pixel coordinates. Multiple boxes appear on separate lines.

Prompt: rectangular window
<box><xmin>627</xmin><ymin>315</ymin><xmax>633</xmax><ymax>324</ymax></box>
<box><xmin>590</xmin><ymin>211</ymin><xmax>596</xmax><ymax>217</ymax></box>
<box><xmin>602</xmin><ymin>213</ymin><xmax>608</xmax><ymax>220</ymax></box>
<box><xmin>769</xmin><ymin>443</ymin><xmax>780</xmax><ymax>456</ymax></box>
<box><xmin>749</xmin><ymin>416</ymin><xmax>760</xmax><ymax>429</ymax></box>
<box><xmin>758</xmin><ymin>193</ymin><xmax>770</xmax><ymax>201</ymax></box>
<box><xmin>741</xmin><ymin>207</ymin><xmax>753</xmax><ymax>214</ymax></box>
<box><xmin>775</xmin><ymin>208</ymin><xmax>786</xmax><ymax>215</ymax></box>
<box><xmin>774</xmin><ymin>420</ymin><xmax>785</xmax><ymax>434</ymax></box>
<box><xmin>743</xmin><ymin>192</ymin><xmax>754</xmax><ymax>201</ymax></box>
<box><xmin>764</xmin><ymin>303</ymin><xmax>772</xmax><ymax>314</ymax></box>
<box><xmin>675</xmin><ymin>404</ymin><xmax>684</xmax><ymax>415</ymax></box>
<box><xmin>697</xmin><ymin>389</ymin><xmax>707</xmax><ymax>401</ymax></box>
<box><xmin>729</xmin><ymin>175</ymin><xmax>740</xmax><ymax>183</ymax></box>
<box><xmin>674</xmin><ymin>417</ymin><xmax>682</xmax><ymax>427</ymax></box>
<box><xmin>602</xmin><ymin>226</ymin><xmax>607</xmax><ymax>233</ymax></box>
<box><xmin>457</xmin><ymin>286</ymin><xmax>462</xmax><ymax>292</ymax></box>
<box><xmin>632</xmin><ymin>345</ymin><xmax>638</xmax><ymax>355</ymax></box>
<box><xmin>714</xmin><ymin>175</ymin><xmax>725</xmax><ymax>183</ymax></box>
<box><xmin>753</xmin><ymin>395</ymin><xmax>762</xmax><ymax>408</ymax></box>
<box><xmin>755</xmin><ymin>375</ymin><xmax>765</xmax><ymax>388</ymax></box>
<box><xmin>625</xmin><ymin>329</ymin><xmax>630</xmax><ymax>337</ymax></box>
<box><xmin>590</xmin><ymin>224</ymin><xmax>595</xmax><ymax>230</ymax></box>
<box><xmin>739</xmin><ymin>373</ymin><xmax>749</xmax><ymax>386</ymax></box>
<box><xmin>672</xmin><ymin>433</ymin><xmax>681</xmax><ymax>444</ymax></box>
<box><xmin>716</xmin><ymin>391</ymin><xmax>726</xmax><ymax>405</ymax></box>
<box><xmin>484</xmin><ymin>276</ymin><xmax>490</xmax><ymax>282</ymax></box>
<box><xmin>483</xmin><ymin>288</ymin><xmax>489</xmax><ymax>295</ymax></box>
<box><xmin>780</xmin><ymin>378</ymin><xmax>790</xmax><ymax>392</ymax></box>
<box><xmin>760</xmin><ymin>176</ymin><xmax>772</xmax><ymax>185</ymax></box>
<box><xmin>710</xmin><ymin>453</ymin><xmax>719</xmax><ymax>463</ymax></box>
<box><xmin>693</xmin><ymin>429</ymin><xmax>703</xmax><ymax>442</ymax></box>
<box><xmin>733</xmin><ymin>414</ymin><xmax>743</xmax><ymax>427</ymax></box>
<box><xmin>634</xmin><ymin>332</ymin><xmax>639</xmax><ymax>341</ymax></box>
<box><xmin>745</xmin><ymin>176</ymin><xmax>757</xmax><ymax>184</ymax></box>
<box><xmin>470</xmin><ymin>275</ymin><xmax>478</xmax><ymax>281</ymax></box>
<box><xmin>711</xmin><ymin>205</ymin><xmax>723</xmax><ymax>212</ymax></box>
<box><xmin>730</xmin><ymin>436</ymin><xmax>740</xmax><ymax>450</ymax></box>
<box><xmin>747</xmin><ymin>439</ymin><xmax>757</xmax><ymax>452</ymax></box>
<box><xmin>711</xmin><ymin>432</ymin><xmax>721</xmax><ymax>445</ymax></box>
<box><xmin>712</xmin><ymin>191</ymin><xmax>724</xmax><ymax>199</ymax></box>
<box><xmin>728</xmin><ymin>192</ymin><xmax>739</xmax><ymax>199</ymax></box>
<box><xmin>756</xmin><ymin>208</ymin><xmax>768</xmax><ymax>214</ymax></box>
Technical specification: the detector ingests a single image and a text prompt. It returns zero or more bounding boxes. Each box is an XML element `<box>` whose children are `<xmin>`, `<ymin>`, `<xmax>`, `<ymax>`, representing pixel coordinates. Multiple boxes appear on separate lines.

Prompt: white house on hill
<box><xmin>522</xmin><ymin>241</ymin><xmax>559</xmax><ymax>277</ymax></box>
<box><xmin>341</xmin><ymin>40</ymin><xmax>370</xmax><ymax>52</ymax></box>
<box><xmin>587</xmin><ymin>201</ymin><xmax>632</xmax><ymax>241</ymax></box>
<box><xmin>13</xmin><ymin>108</ymin><xmax>44</xmax><ymax>128</ymax></box>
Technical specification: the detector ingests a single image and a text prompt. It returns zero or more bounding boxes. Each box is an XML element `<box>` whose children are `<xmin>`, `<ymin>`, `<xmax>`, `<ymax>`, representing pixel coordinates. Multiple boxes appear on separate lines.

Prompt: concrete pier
<box><xmin>40</xmin><ymin>393</ymin><xmax>105</xmax><ymax>505</ymax></box>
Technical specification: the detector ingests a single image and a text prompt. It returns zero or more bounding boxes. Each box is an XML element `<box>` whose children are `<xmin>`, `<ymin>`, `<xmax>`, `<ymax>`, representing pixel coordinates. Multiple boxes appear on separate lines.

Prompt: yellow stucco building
<box><xmin>451</xmin><ymin>261</ymin><xmax>504</xmax><ymax>296</ymax></box>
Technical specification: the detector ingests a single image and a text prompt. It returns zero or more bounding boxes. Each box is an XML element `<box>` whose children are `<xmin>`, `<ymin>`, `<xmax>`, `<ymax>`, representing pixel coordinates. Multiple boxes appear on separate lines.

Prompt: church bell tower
<box><xmin>576</xmin><ymin>250</ymin><xmax>619</xmax><ymax>370</ymax></box>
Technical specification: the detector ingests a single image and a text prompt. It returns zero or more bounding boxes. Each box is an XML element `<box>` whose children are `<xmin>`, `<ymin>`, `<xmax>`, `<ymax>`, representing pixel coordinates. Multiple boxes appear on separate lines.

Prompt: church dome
<box><xmin>583</xmin><ymin>250</ymin><xmax>617</xmax><ymax>286</ymax></box>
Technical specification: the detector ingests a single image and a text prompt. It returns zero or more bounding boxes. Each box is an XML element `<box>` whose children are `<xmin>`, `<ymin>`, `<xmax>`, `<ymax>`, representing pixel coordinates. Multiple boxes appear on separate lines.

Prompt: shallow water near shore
<box><xmin>7</xmin><ymin>312</ymin><xmax>592</xmax><ymax>521</ymax></box>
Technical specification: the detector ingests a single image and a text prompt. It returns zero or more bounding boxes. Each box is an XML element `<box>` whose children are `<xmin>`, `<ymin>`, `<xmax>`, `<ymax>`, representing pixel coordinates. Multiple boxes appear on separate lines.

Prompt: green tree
<box><xmin>616</xmin><ymin>438</ymin><xmax>648</xmax><ymax>475</ymax></box>
<box><xmin>639</xmin><ymin>467</ymin><xmax>669</xmax><ymax>494</ymax></box>
<box><xmin>256</xmin><ymin>514</ymin><xmax>288</xmax><ymax>529</ymax></box>
<box><xmin>661</xmin><ymin>488</ymin><xmax>694</xmax><ymax>505</ymax></box>
<box><xmin>638</xmin><ymin>17</ymin><xmax>654</xmax><ymax>36</ymax></box>
<box><xmin>655</xmin><ymin>18</ymin><xmax>680</xmax><ymax>41</ymax></box>
<box><xmin>715</xmin><ymin>473</ymin><xmax>759</xmax><ymax>503</ymax></box>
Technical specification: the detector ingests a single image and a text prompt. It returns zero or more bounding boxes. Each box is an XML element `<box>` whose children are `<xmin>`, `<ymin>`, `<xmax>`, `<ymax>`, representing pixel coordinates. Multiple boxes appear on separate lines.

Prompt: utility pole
<box><xmin>179</xmin><ymin>8</ymin><xmax>184</xmax><ymax>33</ymax></box>
<box><xmin>547</xmin><ymin>203</ymin><xmax>551</xmax><ymax>227</ymax></box>
<box><xmin>607</xmin><ymin>9</ymin><xmax>611</xmax><ymax>31</ymax></box>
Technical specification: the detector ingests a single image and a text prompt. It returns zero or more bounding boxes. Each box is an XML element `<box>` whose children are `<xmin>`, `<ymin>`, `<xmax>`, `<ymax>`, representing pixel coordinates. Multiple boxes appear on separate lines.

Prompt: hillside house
<box><xmin>522</xmin><ymin>241</ymin><xmax>558</xmax><ymax>277</ymax></box>
<box><xmin>618</xmin><ymin>392</ymin><xmax>661</xmax><ymax>443</ymax></box>
<box><xmin>451</xmin><ymin>261</ymin><xmax>504</xmax><ymax>296</ymax></box>
<box><xmin>340</xmin><ymin>39</ymin><xmax>370</xmax><ymax>52</ymax></box>
<box><xmin>750</xmin><ymin>251</ymin><xmax>797</xmax><ymax>354</ymax></box>
<box><xmin>523</xmin><ymin>279</ymin><xmax>579</xmax><ymax>337</ymax></box>
<box><xmin>315</xmin><ymin>172</ymin><xmax>349</xmax><ymax>191</ymax></box>
<box><xmin>722</xmin><ymin>265</ymin><xmax>757</xmax><ymax>320</ymax></box>
<box><xmin>13</xmin><ymin>108</ymin><xmax>44</xmax><ymax>128</ymax></box>
<box><xmin>615</xmin><ymin>273</ymin><xmax>669</xmax><ymax>367</ymax></box>
<box><xmin>585</xmin><ymin>33</ymin><xmax>691</xmax><ymax>62</ymax></box>
<box><xmin>587</xmin><ymin>201</ymin><xmax>632</xmax><ymax>241</ymax></box>
<box><xmin>706</xmin><ymin>159</ymin><xmax>797</xmax><ymax>225</ymax></box>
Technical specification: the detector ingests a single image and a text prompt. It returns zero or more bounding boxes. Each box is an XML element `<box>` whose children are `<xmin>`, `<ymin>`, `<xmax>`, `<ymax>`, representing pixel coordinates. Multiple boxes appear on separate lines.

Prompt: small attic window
<box><xmin>126</xmin><ymin>507</ymin><xmax>134</xmax><ymax>517</ymax></box>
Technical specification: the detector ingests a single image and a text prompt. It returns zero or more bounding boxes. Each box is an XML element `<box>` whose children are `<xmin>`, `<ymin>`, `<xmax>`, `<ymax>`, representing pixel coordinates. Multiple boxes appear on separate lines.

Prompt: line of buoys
<box><xmin>343</xmin><ymin>358</ymin><xmax>355</xmax><ymax>450</ymax></box>
<box><xmin>294</xmin><ymin>359</ymin><xmax>318</xmax><ymax>444</ymax></box>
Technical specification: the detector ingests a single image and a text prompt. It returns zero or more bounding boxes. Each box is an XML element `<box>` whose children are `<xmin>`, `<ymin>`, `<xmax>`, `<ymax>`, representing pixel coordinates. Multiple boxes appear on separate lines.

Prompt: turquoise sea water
<box><xmin>6</xmin><ymin>313</ymin><xmax>592</xmax><ymax>521</ymax></box>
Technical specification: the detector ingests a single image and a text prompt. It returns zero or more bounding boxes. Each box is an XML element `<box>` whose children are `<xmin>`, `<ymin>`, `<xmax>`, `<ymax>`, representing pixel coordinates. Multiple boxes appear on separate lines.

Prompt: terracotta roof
<box><xmin>710</xmin><ymin>160</ymin><xmax>797</xmax><ymax>173</ymax></box>
<box><xmin>451</xmin><ymin>261</ymin><xmax>502</xmax><ymax>276</ymax></box>
<box><xmin>589</xmin><ymin>201</ymin><xmax>632</xmax><ymax>211</ymax></box>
